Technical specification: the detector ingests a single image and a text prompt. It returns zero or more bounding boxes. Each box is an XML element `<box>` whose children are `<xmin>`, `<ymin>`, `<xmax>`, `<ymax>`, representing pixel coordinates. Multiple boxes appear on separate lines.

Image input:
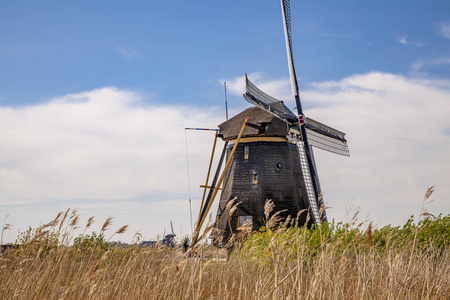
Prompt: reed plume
<box><xmin>100</xmin><ymin>216</ymin><xmax>114</xmax><ymax>233</ymax></box>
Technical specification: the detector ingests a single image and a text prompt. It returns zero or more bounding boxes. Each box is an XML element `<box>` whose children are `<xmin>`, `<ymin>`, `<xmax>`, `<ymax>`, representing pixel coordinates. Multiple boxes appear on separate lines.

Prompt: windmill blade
<box><xmin>244</xmin><ymin>75</ymin><xmax>298</xmax><ymax>124</ymax></box>
<box><xmin>170</xmin><ymin>220</ymin><xmax>175</xmax><ymax>237</ymax></box>
<box><xmin>280</xmin><ymin>0</ymin><xmax>300</xmax><ymax>100</ymax></box>
<box><xmin>296</xmin><ymin>141</ymin><xmax>321</xmax><ymax>223</ymax></box>
<box><xmin>305</xmin><ymin>117</ymin><xmax>350</xmax><ymax>157</ymax></box>
<box><xmin>245</xmin><ymin>74</ymin><xmax>279</xmax><ymax>104</ymax></box>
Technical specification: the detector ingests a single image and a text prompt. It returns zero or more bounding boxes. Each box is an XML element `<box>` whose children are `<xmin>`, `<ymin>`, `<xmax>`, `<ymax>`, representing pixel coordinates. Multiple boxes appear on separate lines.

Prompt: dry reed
<box><xmin>1</xmin><ymin>238</ymin><xmax>448</xmax><ymax>299</ymax></box>
<box><xmin>1</xmin><ymin>188</ymin><xmax>449</xmax><ymax>299</ymax></box>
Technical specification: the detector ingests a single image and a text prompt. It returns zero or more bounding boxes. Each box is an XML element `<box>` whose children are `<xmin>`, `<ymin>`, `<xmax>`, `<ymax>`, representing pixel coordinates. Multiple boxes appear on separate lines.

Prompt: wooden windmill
<box><xmin>191</xmin><ymin>0</ymin><xmax>349</xmax><ymax>246</ymax></box>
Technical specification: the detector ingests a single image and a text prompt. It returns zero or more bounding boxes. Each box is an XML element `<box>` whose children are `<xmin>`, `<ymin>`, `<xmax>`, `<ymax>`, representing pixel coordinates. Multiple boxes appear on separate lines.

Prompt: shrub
<box><xmin>73</xmin><ymin>232</ymin><xmax>109</xmax><ymax>253</ymax></box>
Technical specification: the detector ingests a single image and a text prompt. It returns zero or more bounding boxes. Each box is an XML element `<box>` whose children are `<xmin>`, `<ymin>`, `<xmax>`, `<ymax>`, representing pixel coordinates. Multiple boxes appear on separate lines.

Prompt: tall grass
<box><xmin>1</xmin><ymin>190</ymin><xmax>449</xmax><ymax>299</ymax></box>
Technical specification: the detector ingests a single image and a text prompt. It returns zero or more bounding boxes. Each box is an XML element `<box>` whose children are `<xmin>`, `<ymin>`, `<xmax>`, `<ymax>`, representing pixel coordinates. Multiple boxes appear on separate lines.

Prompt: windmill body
<box><xmin>210</xmin><ymin>77</ymin><xmax>349</xmax><ymax>242</ymax></box>
<box><xmin>213</xmin><ymin>107</ymin><xmax>312</xmax><ymax>240</ymax></box>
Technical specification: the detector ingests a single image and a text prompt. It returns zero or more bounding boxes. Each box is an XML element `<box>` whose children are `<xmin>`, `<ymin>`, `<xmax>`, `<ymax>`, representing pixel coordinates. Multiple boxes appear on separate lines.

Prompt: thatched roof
<box><xmin>219</xmin><ymin>107</ymin><xmax>289</xmax><ymax>140</ymax></box>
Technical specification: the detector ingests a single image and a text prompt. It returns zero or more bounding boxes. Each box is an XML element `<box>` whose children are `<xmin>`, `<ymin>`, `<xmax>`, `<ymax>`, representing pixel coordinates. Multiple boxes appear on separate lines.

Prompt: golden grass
<box><xmin>1</xmin><ymin>186</ymin><xmax>449</xmax><ymax>299</ymax></box>
<box><xmin>0</xmin><ymin>235</ymin><xmax>449</xmax><ymax>299</ymax></box>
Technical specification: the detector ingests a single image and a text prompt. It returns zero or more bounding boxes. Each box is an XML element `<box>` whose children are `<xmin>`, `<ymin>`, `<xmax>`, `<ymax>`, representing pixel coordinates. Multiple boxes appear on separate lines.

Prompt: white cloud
<box><xmin>434</xmin><ymin>57</ymin><xmax>450</xmax><ymax>65</ymax></box>
<box><xmin>1</xmin><ymin>74</ymin><xmax>450</xmax><ymax>242</ymax></box>
<box><xmin>222</xmin><ymin>72</ymin><xmax>450</xmax><ymax>226</ymax></box>
<box><xmin>117</xmin><ymin>46</ymin><xmax>144</xmax><ymax>60</ymax></box>
<box><xmin>397</xmin><ymin>35</ymin><xmax>424</xmax><ymax>47</ymax></box>
<box><xmin>0</xmin><ymin>87</ymin><xmax>225</xmax><ymax>202</ymax></box>
<box><xmin>0</xmin><ymin>87</ymin><xmax>223</xmax><ymax>241</ymax></box>
<box><xmin>398</xmin><ymin>35</ymin><xmax>408</xmax><ymax>45</ymax></box>
<box><xmin>303</xmin><ymin>72</ymin><xmax>450</xmax><ymax>224</ymax></box>
<box><xmin>411</xmin><ymin>61</ymin><xmax>424</xmax><ymax>72</ymax></box>
<box><xmin>410</xmin><ymin>57</ymin><xmax>450</xmax><ymax>73</ymax></box>
<box><xmin>433</xmin><ymin>20</ymin><xmax>450</xmax><ymax>39</ymax></box>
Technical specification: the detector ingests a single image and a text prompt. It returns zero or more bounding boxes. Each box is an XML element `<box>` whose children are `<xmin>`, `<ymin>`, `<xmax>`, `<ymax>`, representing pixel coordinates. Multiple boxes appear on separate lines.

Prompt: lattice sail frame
<box><xmin>297</xmin><ymin>140</ymin><xmax>321</xmax><ymax>222</ymax></box>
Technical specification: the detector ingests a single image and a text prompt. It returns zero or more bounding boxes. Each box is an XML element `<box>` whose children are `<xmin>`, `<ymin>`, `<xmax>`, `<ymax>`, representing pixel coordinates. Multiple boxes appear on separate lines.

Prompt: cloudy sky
<box><xmin>1</xmin><ymin>1</ymin><xmax>450</xmax><ymax>243</ymax></box>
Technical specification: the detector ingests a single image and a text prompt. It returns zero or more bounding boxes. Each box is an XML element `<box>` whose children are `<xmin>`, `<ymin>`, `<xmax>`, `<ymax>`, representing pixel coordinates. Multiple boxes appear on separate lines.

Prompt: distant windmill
<box><xmin>191</xmin><ymin>0</ymin><xmax>349</xmax><ymax>246</ymax></box>
<box><xmin>162</xmin><ymin>220</ymin><xmax>176</xmax><ymax>247</ymax></box>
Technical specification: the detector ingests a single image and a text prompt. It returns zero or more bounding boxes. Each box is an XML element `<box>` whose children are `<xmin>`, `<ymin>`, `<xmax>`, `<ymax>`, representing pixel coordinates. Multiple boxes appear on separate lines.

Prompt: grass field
<box><xmin>1</xmin><ymin>187</ymin><xmax>449</xmax><ymax>299</ymax></box>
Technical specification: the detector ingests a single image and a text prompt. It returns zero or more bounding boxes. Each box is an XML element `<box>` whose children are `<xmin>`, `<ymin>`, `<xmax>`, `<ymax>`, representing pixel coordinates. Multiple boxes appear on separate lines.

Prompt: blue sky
<box><xmin>2</xmin><ymin>0</ymin><xmax>450</xmax><ymax>106</ymax></box>
<box><xmin>1</xmin><ymin>1</ymin><xmax>450</xmax><ymax>243</ymax></box>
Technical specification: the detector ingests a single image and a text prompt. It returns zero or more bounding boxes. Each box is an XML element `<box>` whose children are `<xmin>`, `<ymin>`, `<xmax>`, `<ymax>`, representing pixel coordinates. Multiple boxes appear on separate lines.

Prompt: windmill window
<box><xmin>252</xmin><ymin>173</ymin><xmax>258</xmax><ymax>184</ymax></box>
<box><xmin>244</xmin><ymin>146</ymin><xmax>249</xmax><ymax>159</ymax></box>
<box><xmin>238</xmin><ymin>216</ymin><xmax>253</xmax><ymax>228</ymax></box>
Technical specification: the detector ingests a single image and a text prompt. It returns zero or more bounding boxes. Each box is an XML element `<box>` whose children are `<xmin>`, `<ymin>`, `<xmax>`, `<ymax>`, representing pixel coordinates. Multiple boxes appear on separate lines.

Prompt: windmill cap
<box><xmin>218</xmin><ymin>107</ymin><xmax>290</xmax><ymax>141</ymax></box>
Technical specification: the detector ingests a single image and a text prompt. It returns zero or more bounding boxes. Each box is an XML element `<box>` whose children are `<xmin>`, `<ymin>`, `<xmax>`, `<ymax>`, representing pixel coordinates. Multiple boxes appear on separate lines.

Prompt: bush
<box><xmin>73</xmin><ymin>232</ymin><xmax>109</xmax><ymax>253</ymax></box>
<box><xmin>236</xmin><ymin>214</ymin><xmax>450</xmax><ymax>263</ymax></box>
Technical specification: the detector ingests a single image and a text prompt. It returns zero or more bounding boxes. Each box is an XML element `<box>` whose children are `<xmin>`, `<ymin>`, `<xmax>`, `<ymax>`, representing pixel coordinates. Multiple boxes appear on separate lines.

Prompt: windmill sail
<box><xmin>297</xmin><ymin>140</ymin><xmax>321</xmax><ymax>221</ymax></box>
<box><xmin>243</xmin><ymin>74</ymin><xmax>298</xmax><ymax>124</ymax></box>
<box><xmin>305</xmin><ymin>118</ymin><xmax>350</xmax><ymax>156</ymax></box>
<box><xmin>280</xmin><ymin>0</ymin><xmax>300</xmax><ymax>99</ymax></box>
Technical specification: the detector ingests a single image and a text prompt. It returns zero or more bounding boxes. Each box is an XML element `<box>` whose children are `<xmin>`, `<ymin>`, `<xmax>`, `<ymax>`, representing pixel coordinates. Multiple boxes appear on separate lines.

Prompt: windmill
<box><xmin>191</xmin><ymin>0</ymin><xmax>349</xmax><ymax>246</ymax></box>
<box><xmin>161</xmin><ymin>220</ymin><xmax>176</xmax><ymax>247</ymax></box>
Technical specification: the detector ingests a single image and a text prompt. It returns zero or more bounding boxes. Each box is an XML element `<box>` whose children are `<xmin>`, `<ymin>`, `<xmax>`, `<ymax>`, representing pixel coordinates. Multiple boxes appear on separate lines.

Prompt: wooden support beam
<box><xmin>191</xmin><ymin>117</ymin><xmax>249</xmax><ymax>247</ymax></box>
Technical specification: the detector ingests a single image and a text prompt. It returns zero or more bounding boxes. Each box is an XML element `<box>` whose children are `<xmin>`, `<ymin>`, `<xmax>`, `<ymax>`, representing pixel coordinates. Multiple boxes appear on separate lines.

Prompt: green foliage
<box><xmin>181</xmin><ymin>237</ymin><xmax>190</xmax><ymax>253</ymax></box>
<box><xmin>73</xmin><ymin>232</ymin><xmax>109</xmax><ymax>253</ymax></box>
<box><xmin>373</xmin><ymin>214</ymin><xmax>450</xmax><ymax>251</ymax></box>
<box><xmin>235</xmin><ymin>214</ymin><xmax>450</xmax><ymax>263</ymax></box>
<box><xmin>416</xmin><ymin>214</ymin><xmax>450</xmax><ymax>249</ymax></box>
<box><xmin>15</xmin><ymin>226</ymin><xmax>60</xmax><ymax>256</ymax></box>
